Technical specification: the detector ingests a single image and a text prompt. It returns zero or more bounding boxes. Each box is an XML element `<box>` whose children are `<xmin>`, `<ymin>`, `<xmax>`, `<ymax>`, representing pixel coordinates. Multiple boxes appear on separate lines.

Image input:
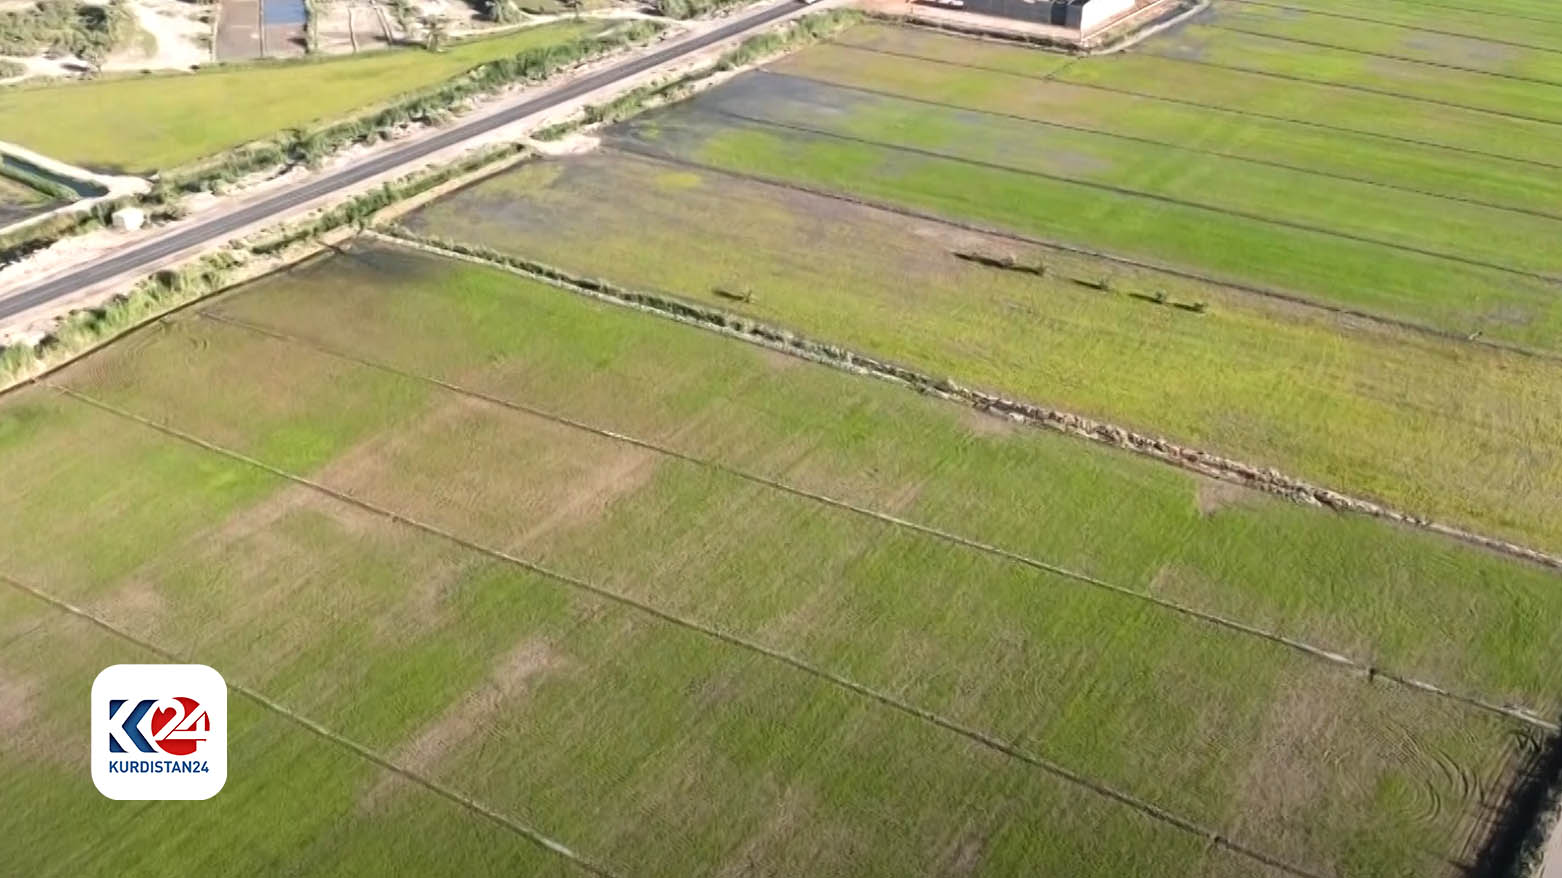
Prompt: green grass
<box><xmin>1256</xmin><ymin>0</ymin><xmax>1562</xmax><ymax>49</ymax></box>
<box><xmin>1204</xmin><ymin>1</ymin><xmax>1562</xmax><ymax>81</ymax></box>
<box><xmin>0</xmin><ymin>242</ymin><xmax>1550</xmax><ymax>876</ymax></box>
<box><xmin>1139</xmin><ymin>21</ymin><xmax>1562</xmax><ymax>124</ymax></box>
<box><xmin>661</xmin><ymin>72</ymin><xmax>1562</xmax><ymax>323</ymax></box>
<box><xmin>401</xmin><ymin>150</ymin><xmax>1562</xmax><ymax>555</ymax></box>
<box><xmin>778</xmin><ymin>36</ymin><xmax>1562</xmax><ymax>217</ymax></box>
<box><xmin>1052</xmin><ymin>48</ymin><xmax>1562</xmax><ymax>169</ymax></box>
<box><xmin>0</xmin><ymin>19</ymin><xmax>603</xmax><ymax>173</ymax></box>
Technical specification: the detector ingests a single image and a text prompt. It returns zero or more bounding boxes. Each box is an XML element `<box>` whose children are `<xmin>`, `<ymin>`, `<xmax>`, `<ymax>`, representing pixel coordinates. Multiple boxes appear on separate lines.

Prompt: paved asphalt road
<box><xmin>0</xmin><ymin>1</ymin><xmax>802</xmax><ymax>322</ymax></box>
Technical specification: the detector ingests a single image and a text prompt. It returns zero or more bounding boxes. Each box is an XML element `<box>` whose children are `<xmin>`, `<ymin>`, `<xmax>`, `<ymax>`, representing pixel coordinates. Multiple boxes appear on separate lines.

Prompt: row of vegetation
<box><xmin>149</xmin><ymin>21</ymin><xmax>660</xmax><ymax>200</ymax></box>
<box><xmin>0</xmin><ymin>58</ymin><xmax>24</xmax><ymax>78</ymax></box>
<box><xmin>0</xmin><ymin>0</ymin><xmax>134</xmax><ymax>67</ymax></box>
<box><xmin>654</xmin><ymin>0</ymin><xmax>745</xmax><ymax>20</ymax></box>
<box><xmin>0</xmin><ymin>141</ymin><xmax>528</xmax><ymax>389</ymax></box>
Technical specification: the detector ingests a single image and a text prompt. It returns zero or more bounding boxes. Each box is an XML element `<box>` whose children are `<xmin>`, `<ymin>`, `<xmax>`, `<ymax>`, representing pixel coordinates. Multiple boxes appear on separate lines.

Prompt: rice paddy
<box><xmin>5</xmin><ymin>5</ymin><xmax>1561</xmax><ymax>876</ymax></box>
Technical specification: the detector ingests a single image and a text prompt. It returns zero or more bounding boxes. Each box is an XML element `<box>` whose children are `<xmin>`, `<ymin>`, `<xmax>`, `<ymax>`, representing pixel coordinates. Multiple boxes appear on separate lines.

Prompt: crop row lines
<box><xmin>695</xmin><ymin>107</ymin><xmax>1562</xmax><ymax>284</ymax></box>
<box><xmin>1292</xmin><ymin>0</ymin><xmax>1562</xmax><ymax>26</ymax></box>
<box><xmin>1227</xmin><ymin>0</ymin><xmax>1562</xmax><ymax>54</ymax></box>
<box><xmin>0</xmin><ymin>571</ymin><xmax>617</xmax><ymax>878</ymax></box>
<box><xmin>823</xmin><ymin>40</ymin><xmax>1562</xmax><ymax>172</ymax></box>
<box><xmin>607</xmin><ymin>142</ymin><xmax>1562</xmax><ymax>364</ymax></box>
<box><xmin>200</xmin><ymin>306</ymin><xmax>1559</xmax><ymax>733</ymax></box>
<box><xmin>1201</xmin><ymin>22</ymin><xmax>1562</xmax><ymax>89</ymax></box>
<box><xmin>370</xmin><ymin>223</ymin><xmax>1562</xmax><ymax>616</ymax></box>
<box><xmin>47</xmin><ymin>383</ymin><xmax>1328</xmax><ymax>878</ymax></box>
<box><xmin>1135</xmin><ymin>50</ymin><xmax>1562</xmax><ymax>129</ymax></box>
<box><xmin>756</xmin><ymin>68</ymin><xmax>1562</xmax><ymax>224</ymax></box>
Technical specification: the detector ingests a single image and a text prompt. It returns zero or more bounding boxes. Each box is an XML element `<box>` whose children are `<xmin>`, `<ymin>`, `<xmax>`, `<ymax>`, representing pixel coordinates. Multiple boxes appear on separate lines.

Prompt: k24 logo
<box><xmin>93</xmin><ymin>665</ymin><xmax>227</xmax><ymax>800</ymax></box>
<box><xmin>107</xmin><ymin>696</ymin><xmax>211</xmax><ymax>756</ymax></box>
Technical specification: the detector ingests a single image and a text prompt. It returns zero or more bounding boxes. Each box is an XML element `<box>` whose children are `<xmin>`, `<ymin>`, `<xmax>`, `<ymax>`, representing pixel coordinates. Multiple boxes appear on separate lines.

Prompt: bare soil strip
<box><xmin>201</xmin><ymin>308</ymin><xmax>1559</xmax><ymax>733</ymax></box>
<box><xmin>1133</xmin><ymin>51</ymin><xmax>1562</xmax><ymax>128</ymax></box>
<box><xmin>605</xmin><ymin>144</ymin><xmax>1562</xmax><ymax>365</ymax></box>
<box><xmin>0</xmin><ymin>570</ymin><xmax>613</xmax><ymax>878</ymax></box>
<box><xmin>1228</xmin><ymin>0</ymin><xmax>1562</xmax><ymax>54</ymax></box>
<box><xmin>825</xmin><ymin>40</ymin><xmax>1562</xmax><ymax>172</ymax></box>
<box><xmin>1202</xmin><ymin>23</ymin><xmax>1562</xmax><ymax>88</ymax></box>
<box><xmin>372</xmin><ymin>227</ymin><xmax>1562</xmax><ymax>576</ymax></box>
<box><xmin>49</xmin><ymin>382</ymin><xmax>1327</xmax><ymax>878</ymax></box>
<box><xmin>758</xmin><ymin>68</ymin><xmax>1562</xmax><ymax>223</ymax></box>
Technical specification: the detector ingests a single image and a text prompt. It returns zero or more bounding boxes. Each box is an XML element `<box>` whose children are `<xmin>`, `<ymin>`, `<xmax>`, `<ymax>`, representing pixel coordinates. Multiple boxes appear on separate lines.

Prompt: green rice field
<box><xmin>2</xmin><ymin>242</ymin><xmax>1556</xmax><ymax>876</ymax></box>
<box><xmin>5</xmin><ymin>6</ymin><xmax>1561</xmax><ymax>877</ymax></box>
<box><xmin>0</xmin><ymin>19</ymin><xmax>604</xmax><ymax>174</ymax></box>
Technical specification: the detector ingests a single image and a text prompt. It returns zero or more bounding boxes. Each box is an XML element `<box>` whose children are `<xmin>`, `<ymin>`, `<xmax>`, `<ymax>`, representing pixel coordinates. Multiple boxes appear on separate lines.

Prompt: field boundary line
<box><xmin>0</xmin><ymin>569</ymin><xmax>618</xmax><ymax>878</ymax></box>
<box><xmin>1201</xmin><ymin>23</ymin><xmax>1562</xmax><ymax>88</ymax></box>
<box><xmin>1227</xmin><ymin>0</ymin><xmax>1562</xmax><ymax>54</ymax></box>
<box><xmin>603</xmin><ymin>142</ymin><xmax>1562</xmax><ymax>364</ymax></box>
<box><xmin>697</xmin><ymin>107</ymin><xmax>1562</xmax><ymax>284</ymax></box>
<box><xmin>821</xmin><ymin>40</ymin><xmax>1562</xmax><ymax>172</ymax></box>
<box><xmin>1300</xmin><ymin>0</ymin><xmax>1562</xmax><ymax>26</ymax></box>
<box><xmin>44</xmin><ymin>383</ymin><xmax>1331</xmax><ymax>878</ymax></box>
<box><xmin>754</xmin><ymin>68</ymin><xmax>1562</xmax><ymax>223</ymax></box>
<box><xmin>1134</xmin><ymin>50</ymin><xmax>1562</xmax><ymax>129</ymax></box>
<box><xmin>368</xmin><ymin>225</ymin><xmax>1562</xmax><ymax>579</ymax></box>
<box><xmin>198</xmin><ymin>307</ymin><xmax>1561</xmax><ymax>733</ymax></box>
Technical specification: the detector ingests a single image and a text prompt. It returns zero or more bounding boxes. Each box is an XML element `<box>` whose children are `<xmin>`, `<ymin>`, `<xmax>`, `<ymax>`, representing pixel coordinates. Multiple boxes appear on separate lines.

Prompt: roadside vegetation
<box><xmin>0</xmin><ymin>18</ymin><xmax>627</xmax><ymax>173</ymax></box>
<box><xmin>0</xmin><ymin>0</ymin><xmax>135</xmax><ymax>68</ymax></box>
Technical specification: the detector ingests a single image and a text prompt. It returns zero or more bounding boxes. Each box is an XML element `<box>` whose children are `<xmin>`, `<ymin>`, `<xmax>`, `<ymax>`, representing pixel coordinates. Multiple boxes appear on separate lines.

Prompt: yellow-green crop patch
<box><xmin>0</xmin><ymin>19</ymin><xmax>604</xmax><ymax>173</ymax></box>
<box><xmin>401</xmin><ymin>150</ymin><xmax>1562</xmax><ymax>556</ymax></box>
<box><xmin>1</xmin><ymin>242</ymin><xmax>1555</xmax><ymax>876</ymax></box>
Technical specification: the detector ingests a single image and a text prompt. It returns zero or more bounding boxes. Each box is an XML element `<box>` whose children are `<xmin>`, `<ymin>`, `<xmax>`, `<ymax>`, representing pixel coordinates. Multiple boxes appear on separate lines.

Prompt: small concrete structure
<box><xmin>917</xmin><ymin>0</ymin><xmax>1133</xmax><ymax>32</ymax></box>
<box><xmin>111</xmin><ymin>207</ymin><xmax>146</xmax><ymax>232</ymax></box>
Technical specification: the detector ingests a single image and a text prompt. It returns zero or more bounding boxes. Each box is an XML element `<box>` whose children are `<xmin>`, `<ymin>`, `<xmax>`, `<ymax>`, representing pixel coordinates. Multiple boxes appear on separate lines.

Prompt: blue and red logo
<box><xmin>106</xmin><ymin>696</ymin><xmax>211</xmax><ymax>756</ymax></box>
<box><xmin>94</xmin><ymin>664</ymin><xmax>227</xmax><ymax>799</ymax></box>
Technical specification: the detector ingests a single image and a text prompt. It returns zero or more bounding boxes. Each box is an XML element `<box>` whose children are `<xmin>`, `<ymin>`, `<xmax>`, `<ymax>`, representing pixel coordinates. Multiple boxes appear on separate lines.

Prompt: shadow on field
<box><xmin>1463</xmin><ymin>722</ymin><xmax>1562</xmax><ymax>877</ymax></box>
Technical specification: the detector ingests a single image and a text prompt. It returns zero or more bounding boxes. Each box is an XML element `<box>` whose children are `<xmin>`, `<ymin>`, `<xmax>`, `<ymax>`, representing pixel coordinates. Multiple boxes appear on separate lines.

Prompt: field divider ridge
<box><xmin>1131</xmin><ymin>50</ymin><xmax>1562</xmax><ymax>128</ymax></box>
<box><xmin>1279</xmin><ymin>0</ymin><xmax>1562</xmax><ymax>26</ymax></box>
<box><xmin>753</xmin><ymin>68</ymin><xmax>1562</xmax><ymax>223</ymax></box>
<box><xmin>1226</xmin><ymin>0</ymin><xmax>1562</xmax><ymax>53</ymax></box>
<box><xmin>1199</xmin><ymin>22</ymin><xmax>1562</xmax><ymax>88</ymax></box>
<box><xmin>697</xmin><ymin>108</ymin><xmax>1562</xmax><ymax>284</ymax></box>
<box><xmin>0</xmin><ymin>569</ymin><xmax>619</xmax><ymax>878</ymax></box>
<box><xmin>366</xmin><ymin>224</ymin><xmax>1562</xmax><ymax>580</ymax></box>
<box><xmin>198</xmin><ymin>306</ymin><xmax>1561</xmax><ymax>733</ymax></box>
<box><xmin>821</xmin><ymin>40</ymin><xmax>1562</xmax><ymax>172</ymax></box>
<box><xmin>43</xmin><ymin>381</ymin><xmax>1333</xmax><ymax>878</ymax></box>
<box><xmin>605</xmin><ymin>141</ymin><xmax>1562</xmax><ymax>364</ymax></box>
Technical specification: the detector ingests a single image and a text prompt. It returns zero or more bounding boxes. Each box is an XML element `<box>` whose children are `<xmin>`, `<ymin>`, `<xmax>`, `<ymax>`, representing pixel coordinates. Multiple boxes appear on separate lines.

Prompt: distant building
<box><xmin>920</xmin><ymin>0</ymin><xmax>1136</xmax><ymax>32</ymax></box>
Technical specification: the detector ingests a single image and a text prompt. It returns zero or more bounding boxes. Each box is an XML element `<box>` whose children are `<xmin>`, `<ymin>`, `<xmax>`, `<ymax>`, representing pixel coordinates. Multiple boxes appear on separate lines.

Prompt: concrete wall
<box><xmin>919</xmin><ymin>0</ymin><xmax>1132</xmax><ymax>30</ymax></box>
<box><xmin>1068</xmin><ymin>0</ymin><xmax>1134</xmax><ymax>31</ymax></box>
